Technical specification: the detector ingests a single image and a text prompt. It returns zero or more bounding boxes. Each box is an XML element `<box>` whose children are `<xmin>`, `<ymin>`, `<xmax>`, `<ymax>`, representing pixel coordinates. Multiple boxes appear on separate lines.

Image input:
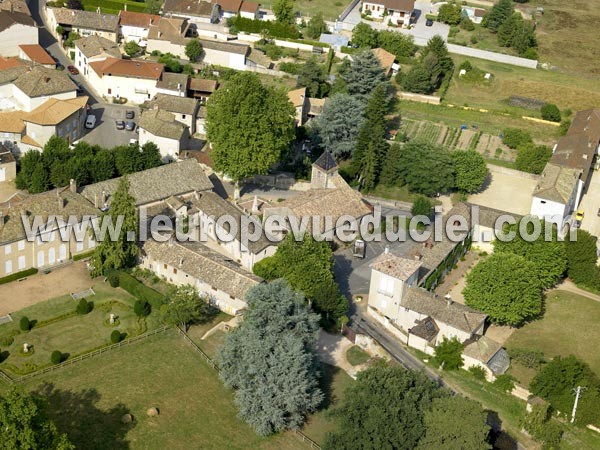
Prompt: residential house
<box><xmin>306</xmin><ymin>97</ymin><xmax>324</xmax><ymax>121</ymax></box>
<box><xmin>0</xmin><ymin>0</ymin><xmax>31</xmax><ymax>15</ymax></box>
<box><xmin>462</xmin><ymin>6</ymin><xmax>486</xmax><ymax>25</ymax></box>
<box><xmin>0</xmin><ymin>143</ymin><xmax>16</xmax><ymax>182</ymax></box>
<box><xmin>200</xmin><ymin>39</ymin><xmax>249</xmax><ymax>70</ymax></box>
<box><xmin>196</xmin><ymin>105</ymin><xmax>207</xmax><ymax>134</ymax></box>
<box><xmin>156</xmin><ymin>72</ymin><xmax>189</xmax><ymax>97</ymax></box>
<box><xmin>162</xmin><ymin>0</ymin><xmax>220</xmax><ymax>24</ymax></box>
<box><xmin>0</xmin><ymin>57</ymin><xmax>28</xmax><ymax>102</ymax></box>
<box><xmin>11</xmin><ymin>66</ymin><xmax>77</xmax><ymax>112</ymax></box>
<box><xmin>367</xmin><ymin>251</ymin><xmax>509</xmax><ymax>379</ymax></box>
<box><xmin>372</xmin><ymin>47</ymin><xmax>399</xmax><ymax>77</ymax></box>
<box><xmin>263</xmin><ymin>152</ymin><xmax>373</xmax><ymax>236</ymax></box>
<box><xmin>0</xmin><ymin>10</ymin><xmax>37</xmax><ymax>56</ymax></box>
<box><xmin>74</xmin><ymin>35</ymin><xmax>121</xmax><ymax>77</ymax></box>
<box><xmin>361</xmin><ymin>0</ymin><xmax>414</xmax><ymax>27</ymax></box>
<box><xmin>216</xmin><ymin>0</ymin><xmax>241</xmax><ymax>19</ymax></box>
<box><xmin>0</xmin><ymin>110</ymin><xmax>27</xmax><ymax>150</ymax></box>
<box><xmin>47</xmin><ymin>8</ymin><xmax>120</xmax><ymax>42</ymax></box>
<box><xmin>287</xmin><ymin>87</ymin><xmax>307</xmax><ymax>126</ymax></box>
<box><xmin>140</xmin><ymin>239</ymin><xmax>262</xmax><ymax>315</ymax></box>
<box><xmin>18</xmin><ymin>45</ymin><xmax>55</xmax><ymax>68</ymax></box>
<box><xmin>239</xmin><ymin>0</ymin><xmax>260</xmax><ymax>20</ymax></box>
<box><xmin>146</xmin><ymin>16</ymin><xmax>191</xmax><ymax>56</ymax></box>
<box><xmin>530</xmin><ymin>109</ymin><xmax>600</xmax><ymax>226</ymax></box>
<box><xmin>138</xmin><ymin>108</ymin><xmax>190</xmax><ymax>161</ymax></box>
<box><xmin>118</xmin><ymin>10</ymin><xmax>160</xmax><ymax>44</ymax></box>
<box><xmin>87</xmin><ymin>58</ymin><xmax>164</xmax><ymax>104</ymax></box>
<box><xmin>147</xmin><ymin>93</ymin><xmax>200</xmax><ymax>133</ymax></box>
<box><xmin>191</xmin><ymin>191</ymin><xmax>277</xmax><ymax>270</ymax></box>
<box><xmin>188</xmin><ymin>77</ymin><xmax>217</xmax><ymax>102</ymax></box>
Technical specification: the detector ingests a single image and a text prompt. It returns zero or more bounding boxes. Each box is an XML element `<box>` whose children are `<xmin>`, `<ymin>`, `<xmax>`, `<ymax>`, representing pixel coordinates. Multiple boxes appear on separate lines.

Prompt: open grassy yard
<box><xmin>0</xmin><ymin>283</ymin><xmax>162</xmax><ymax>377</ymax></box>
<box><xmin>445</xmin><ymin>54</ymin><xmax>600</xmax><ymax>114</ymax></box>
<box><xmin>345</xmin><ymin>346</ymin><xmax>370</xmax><ymax>366</ymax></box>
<box><xmin>258</xmin><ymin>0</ymin><xmax>348</xmax><ymax>21</ymax></box>
<box><xmin>505</xmin><ymin>290</ymin><xmax>600</xmax><ymax>385</ymax></box>
<box><xmin>81</xmin><ymin>0</ymin><xmax>146</xmax><ymax>14</ymax></box>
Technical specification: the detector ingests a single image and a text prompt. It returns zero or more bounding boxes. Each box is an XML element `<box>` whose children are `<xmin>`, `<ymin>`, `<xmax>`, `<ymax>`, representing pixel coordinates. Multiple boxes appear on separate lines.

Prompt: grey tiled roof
<box><xmin>80</xmin><ymin>159</ymin><xmax>213</xmax><ymax>206</ymax></box>
<box><xmin>193</xmin><ymin>191</ymin><xmax>274</xmax><ymax>253</ymax></box>
<box><xmin>0</xmin><ymin>64</ymin><xmax>28</xmax><ymax>85</ymax></box>
<box><xmin>313</xmin><ymin>151</ymin><xmax>338</xmax><ymax>172</ymax></box>
<box><xmin>200</xmin><ymin>38</ymin><xmax>249</xmax><ymax>55</ymax></box>
<box><xmin>139</xmin><ymin>108</ymin><xmax>189</xmax><ymax>140</ymax></box>
<box><xmin>0</xmin><ymin>9</ymin><xmax>34</xmax><ymax>31</ymax></box>
<box><xmin>402</xmin><ymin>287</ymin><xmax>487</xmax><ymax>334</ymax></box>
<box><xmin>13</xmin><ymin>66</ymin><xmax>77</xmax><ymax>98</ymax></box>
<box><xmin>51</xmin><ymin>8</ymin><xmax>119</xmax><ymax>32</ymax></box>
<box><xmin>532</xmin><ymin>163</ymin><xmax>580</xmax><ymax>203</ymax></box>
<box><xmin>156</xmin><ymin>72</ymin><xmax>189</xmax><ymax>91</ymax></box>
<box><xmin>148</xmin><ymin>93</ymin><xmax>198</xmax><ymax>115</ymax></box>
<box><xmin>370</xmin><ymin>253</ymin><xmax>421</xmax><ymax>281</ymax></box>
<box><xmin>74</xmin><ymin>35</ymin><xmax>121</xmax><ymax>59</ymax></box>
<box><xmin>142</xmin><ymin>239</ymin><xmax>262</xmax><ymax>300</ymax></box>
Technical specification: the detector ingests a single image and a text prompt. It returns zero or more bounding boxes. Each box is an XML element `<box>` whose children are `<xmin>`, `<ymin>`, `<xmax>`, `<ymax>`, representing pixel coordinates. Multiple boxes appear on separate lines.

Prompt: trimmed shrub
<box><xmin>107</xmin><ymin>271</ymin><xmax>120</xmax><ymax>288</ymax></box>
<box><xmin>468</xmin><ymin>365</ymin><xmax>487</xmax><ymax>381</ymax></box>
<box><xmin>19</xmin><ymin>316</ymin><xmax>30</xmax><ymax>331</ymax></box>
<box><xmin>502</xmin><ymin>127</ymin><xmax>532</xmax><ymax>149</ymax></box>
<box><xmin>118</xmin><ymin>271</ymin><xmax>165</xmax><ymax>308</ymax></box>
<box><xmin>541</xmin><ymin>103</ymin><xmax>561</xmax><ymax>122</ymax></box>
<box><xmin>134</xmin><ymin>299</ymin><xmax>151</xmax><ymax>317</ymax></box>
<box><xmin>76</xmin><ymin>298</ymin><xmax>91</xmax><ymax>315</ymax></box>
<box><xmin>0</xmin><ymin>268</ymin><xmax>38</xmax><ymax>285</ymax></box>
<box><xmin>110</xmin><ymin>330</ymin><xmax>122</xmax><ymax>343</ymax></box>
<box><xmin>50</xmin><ymin>350</ymin><xmax>62</xmax><ymax>365</ymax></box>
<box><xmin>493</xmin><ymin>374</ymin><xmax>516</xmax><ymax>393</ymax></box>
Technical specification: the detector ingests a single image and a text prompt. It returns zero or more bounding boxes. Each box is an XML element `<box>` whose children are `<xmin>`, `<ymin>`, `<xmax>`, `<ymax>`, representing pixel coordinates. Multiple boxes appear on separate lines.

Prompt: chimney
<box><xmin>57</xmin><ymin>191</ymin><xmax>65</xmax><ymax>210</ymax></box>
<box><xmin>101</xmin><ymin>189</ymin><xmax>107</xmax><ymax>205</ymax></box>
<box><xmin>94</xmin><ymin>193</ymin><xmax>98</xmax><ymax>208</ymax></box>
<box><xmin>158</xmin><ymin>31</ymin><xmax>162</xmax><ymax>38</ymax></box>
<box><xmin>445</xmin><ymin>294</ymin><xmax>453</xmax><ymax>308</ymax></box>
<box><xmin>69</xmin><ymin>178</ymin><xmax>77</xmax><ymax>194</ymax></box>
<box><xmin>414</xmin><ymin>253</ymin><xmax>422</xmax><ymax>261</ymax></box>
<box><xmin>97</xmin><ymin>6</ymin><xmax>101</xmax><ymax>13</ymax></box>
<box><xmin>194</xmin><ymin>191</ymin><xmax>200</xmax><ymax>201</ymax></box>
<box><xmin>179</xmin><ymin>257</ymin><xmax>184</xmax><ymax>266</ymax></box>
<box><xmin>124</xmin><ymin>3</ymin><xmax>127</xmax><ymax>10</ymax></box>
<box><xmin>384</xmin><ymin>246</ymin><xmax>389</xmax><ymax>254</ymax></box>
<box><xmin>252</xmin><ymin>195</ymin><xmax>259</xmax><ymax>213</ymax></box>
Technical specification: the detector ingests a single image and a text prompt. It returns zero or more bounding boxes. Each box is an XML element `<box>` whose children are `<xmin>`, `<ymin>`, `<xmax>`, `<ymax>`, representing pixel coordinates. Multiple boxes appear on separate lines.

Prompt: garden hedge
<box><xmin>0</xmin><ymin>268</ymin><xmax>38</xmax><ymax>285</ymax></box>
<box><xmin>117</xmin><ymin>271</ymin><xmax>165</xmax><ymax>309</ymax></box>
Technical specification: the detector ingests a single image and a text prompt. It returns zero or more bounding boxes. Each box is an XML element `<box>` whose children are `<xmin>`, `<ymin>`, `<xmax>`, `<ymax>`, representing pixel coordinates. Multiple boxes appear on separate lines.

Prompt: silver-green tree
<box><xmin>217</xmin><ymin>280</ymin><xmax>323</xmax><ymax>435</ymax></box>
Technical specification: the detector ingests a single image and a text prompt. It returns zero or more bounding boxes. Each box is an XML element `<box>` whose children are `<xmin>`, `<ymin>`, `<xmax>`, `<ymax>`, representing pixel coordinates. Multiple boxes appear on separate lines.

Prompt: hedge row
<box><xmin>116</xmin><ymin>271</ymin><xmax>165</xmax><ymax>309</ymax></box>
<box><xmin>229</xmin><ymin>16</ymin><xmax>301</xmax><ymax>39</ymax></box>
<box><xmin>0</xmin><ymin>268</ymin><xmax>38</xmax><ymax>285</ymax></box>
<box><xmin>73</xmin><ymin>250</ymin><xmax>95</xmax><ymax>262</ymax></box>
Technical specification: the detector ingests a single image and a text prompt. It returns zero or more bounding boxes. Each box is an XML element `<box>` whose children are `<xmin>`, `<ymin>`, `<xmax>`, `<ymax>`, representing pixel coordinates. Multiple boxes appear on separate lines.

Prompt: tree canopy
<box><xmin>305</xmin><ymin>13</ymin><xmax>326</xmax><ymax>39</ymax></box>
<box><xmin>323</xmin><ymin>364</ymin><xmax>449</xmax><ymax>450</ymax></box>
<box><xmin>161</xmin><ymin>285</ymin><xmax>212</xmax><ymax>331</ymax></box>
<box><xmin>217</xmin><ymin>280</ymin><xmax>323</xmax><ymax>435</ymax></box>
<box><xmin>184</xmin><ymin>39</ymin><xmax>203</xmax><ymax>62</ymax></box>
<box><xmin>341</xmin><ymin>50</ymin><xmax>385</xmax><ymax>99</ymax></box>
<box><xmin>437</xmin><ymin>3</ymin><xmax>462</xmax><ymax>25</ymax></box>
<box><xmin>417</xmin><ymin>396</ymin><xmax>491</xmax><ymax>450</ymax></box>
<box><xmin>565</xmin><ymin>229</ymin><xmax>600</xmax><ymax>291</ymax></box>
<box><xmin>351</xmin><ymin>22</ymin><xmax>378</xmax><ymax>48</ymax></box>
<box><xmin>272</xmin><ymin>0</ymin><xmax>294</xmax><ymax>24</ymax></box>
<box><xmin>124</xmin><ymin>41</ymin><xmax>141</xmax><ymax>57</ymax></box>
<box><xmin>463</xmin><ymin>253</ymin><xmax>543</xmax><ymax>326</ymax></box>
<box><xmin>0</xmin><ymin>387</ymin><xmax>73</xmax><ymax>450</ymax></box>
<box><xmin>404</xmin><ymin>35</ymin><xmax>454</xmax><ymax>95</ymax></box>
<box><xmin>493</xmin><ymin>218</ymin><xmax>567</xmax><ymax>289</ymax></box>
<box><xmin>515</xmin><ymin>143</ymin><xmax>552</xmax><ymax>174</ymax></box>
<box><xmin>206</xmin><ymin>72</ymin><xmax>295</xmax><ymax>182</ymax></box>
<box><xmin>395</xmin><ymin>141</ymin><xmax>455</xmax><ymax>196</ymax></box>
<box><xmin>312</xmin><ymin>94</ymin><xmax>365</xmax><ymax>160</ymax></box>
<box><xmin>452</xmin><ymin>150</ymin><xmax>488</xmax><ymax>193</ymax></box>
<box><xmin>434</xmin><ymin>337</ymin><xmax>464</xmax><ymax>370</ymax></box>
<box><xmin>502</xmin><ymin>127</ymin><xmax>532</xmax><ymax>149</ymax></box>
<box><xmin>89</xmin><ymin>177</ymin><xmax>139</xmax><ymax>277</ymax></box>
<box><xmin>297</xmin><ymin>57</ymin><xmax>329</xmax><ymax>98</ymax></box>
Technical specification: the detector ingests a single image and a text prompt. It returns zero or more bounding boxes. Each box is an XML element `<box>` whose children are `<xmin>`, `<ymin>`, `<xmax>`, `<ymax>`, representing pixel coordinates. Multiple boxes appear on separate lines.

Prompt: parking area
<box><xmin>468</xmin><ymin>169</ymin><xmax>538</xmax><ymax>216</ymax></box>
<box><xmin>80</xmin><ymin>104</ymin><xmax>140</xmax><ymax>148</ymax></box>
<box><xmin>578</xmin><ymin>169</ymin><xmax>600</xmax><ymax>239</ymax></box>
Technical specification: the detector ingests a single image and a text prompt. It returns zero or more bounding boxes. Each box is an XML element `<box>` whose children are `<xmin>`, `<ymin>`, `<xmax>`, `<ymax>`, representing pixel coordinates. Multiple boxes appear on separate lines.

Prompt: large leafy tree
<box><xmin>323</xmin><ymin>364</ymin><xmax>448</xmax><ymax>450</ymax></box>
<box><xmin>312</xmin><ymin>94</ymin><xmax>365</xmax><ymax>160</ymax></box>
<box><xmin>305</xmin><ymin>13</ymin><xmax>326</xmax><ymax>39</ymax></box>
<box><xmin>493</xmin><ymin>218</ymin><xmax>567</xmax><ymax>289</ymax></box>
<box><xmin>184</xmin><ymin>38</ymin><xmax>203</xmax><ymax>62</ymax></box>
<box><xmin>217</xmin><ymin>280</ymin><xmax>323</xmax><ymax>435</ymax></box>
<box><xmin>565</xmin><ymin>229</ymin><xmax>600</xmax><ymax>290</ymax></box>
<box><xmin>89</xmin><ymin>177</ymin><xmax>139</xmax><ymax>276</ymax></box>
<box><xmin>0</xmin><ymin>387</ymin><xmax>73</xmax><ymax>450</ymax></box>
<box><xmin>377</xmin><ymin>30</ymin><xmax>416</xmax><ymax>58</ymax></box>
<box><xmin>417</xmin><ymin>396</ymin><xmax>491</xmax><ymax>450</ymax></box>
<box><xmin>272</xmin><ymin>0</ymin><xmax>295</xmax><ymax>24</ymax></box>
<box><xmin>161</xmin><ymin>285</ymin><xmax>212</xmax><ymax>331</ymax></box>
<box><xmin>452</xmin><ymin>150</ymin><xmax>488</xmax><ymax>193</ymax></box>
<box><xmin>437</xmin><ymin>3</ymin><xmax>462</xmax><ymax>25</ymax></box>
<box><xmin>530</xmin><ymin>355</ymin><xmax>600</xmax><ymax>426</ymax></box>
<box><xmin>352</xmin><ymin>22</ymin><xmax>378</xmax><ymax>48</ymax></box>
<box><xmin>396</xmin><ymin>141</ymin><xmax>455</xmax><ymax>195</ymax></box>
<box><xmin>434</xmin><ymin>337</ymin><xmax>464</xmax><ymax>370</ymax></box>
<box><xmin>297</xmin><ymin>57</ymin><xmax>329</xmax><ymax>98</ymax></box>
<box><xmin>341</xmin><ymin>50</ymin><xmax>385</xmax><ymax>99</ymax></box>
<box><xmin>206</xmin><ymin>72</ymin><xmax>295</xmax><ymax>185</ymax></box>
<box><xmin>463</xmin><ymin>253</ymin><xmax>543</xmax><ymax>326</ymax></box>
<box><xmin>515</xmin><ymin>143</ymin><xmax>552</xmax><ymax>174</ymax></box>
<box><xmin>482</xmin><ymin>0</ymin><xmax>513</xmax><ymax>31</ymax></box>
<box><xmin>252</xmin><ymin>234</ymin><xmax>347</xmax><ymax>322</ymax></box>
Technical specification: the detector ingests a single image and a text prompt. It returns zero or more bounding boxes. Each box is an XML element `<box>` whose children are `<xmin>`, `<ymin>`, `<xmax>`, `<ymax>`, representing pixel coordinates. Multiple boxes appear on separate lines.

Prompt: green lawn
<box><xmin>81</xmin><ymin>0</ymin><xmax>146</xmax><ymax>14</ymax></box>
<box><xmin>0</xmin><ymin>283</ymin><xmax>161</xmax><ymax>377</ymax></box>
<box><xmin>258</xmin><ymin>0</ymin><xmax>348</xmax><ymax>21</ymax></box>
<box><xmin>505</xmin><ymin>290</ymin><xmax>600</xmax><ymax>384</ymax></box>
<box><xmin>345</xmin><ymin>346</ymin><xmax>370</xmax><ymax>366</ymax></box>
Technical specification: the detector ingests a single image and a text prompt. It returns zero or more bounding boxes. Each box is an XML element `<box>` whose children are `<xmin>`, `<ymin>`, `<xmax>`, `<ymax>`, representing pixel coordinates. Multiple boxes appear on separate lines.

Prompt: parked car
<box><xmin>125</xmin><ymin>110</ymin><xmax>134</xmax><ymax>119</ymax></box>
<box><xmin>125</xmin><ymin>121</ymin><xmax>135</xmax><ymax>131</ymax></box>
<box><xmin>116</xmin><ymin>120</ymin><xmax>125</xmax><ymax>130</ymax></box>
<box><xmin>426</xmin><ymin>18</ymin><xmax>434</xmax><ymax>27</ymax></box>
<box><xmin>67</xmin><ymin>65</ymin><xmax>79</xmax><ymax>75</ymax></box>
<box><xmin>85</xmin><ymin>114</ymin><xmax>96</xmax><ymax>129</ymax></box>
<box><xmin>575</xmin><ymin>209</ymin><xmax>585</xmax><ymax>227</ymax></box>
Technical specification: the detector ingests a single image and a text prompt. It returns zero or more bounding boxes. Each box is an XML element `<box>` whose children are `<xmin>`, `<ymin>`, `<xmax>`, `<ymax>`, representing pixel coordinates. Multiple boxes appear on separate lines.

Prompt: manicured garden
<box><xmin>0</xmin><ymin>282</ymin><xmax>162</xmax><ymax>377</ymax></box>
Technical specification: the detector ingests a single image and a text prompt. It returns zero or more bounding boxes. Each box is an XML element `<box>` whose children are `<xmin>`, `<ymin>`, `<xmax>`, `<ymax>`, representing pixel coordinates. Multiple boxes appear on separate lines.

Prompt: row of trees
<box><xmin>402</xmin><ymin>36</ymin><xmax>455</xmax><ymax>95</ymax></box>
<box><xmin>16</xmin><ymin>137</ymin><xmax>162</xmax><ymax>194</ymax></box>
<box><xmin>352</xmin><ymin>23</ymin><xmax>417</xmax><ymax>59</ymax></box>
<box><xmin>483</xmin><ymin>0</ymin><xmax>538</xmax><ymax>59</ymax></box>
<box><xmin>252</xmin><ymin>234</ymin><xmax>348</xmax><ymax>327</ymax></box>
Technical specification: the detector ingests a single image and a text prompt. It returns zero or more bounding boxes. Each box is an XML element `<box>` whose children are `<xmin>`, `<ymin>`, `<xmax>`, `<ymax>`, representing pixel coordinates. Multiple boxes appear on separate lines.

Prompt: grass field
<box><xmin>81</xmin><ymin>0</ymin><xmax>146</xmax><ymax>14</ymax></box>
<box><xmin>0</xmin><ymin>283</ymin><xmax>162</xmax><ymax>376</ymax></box>
<box><xmin>505</xmin><ymin>290</ymin><xmax>600</xmax><ymax>386</ymax></box>
<box><xmin>345</xmin><ymin>346</ymin><xmax>370</xmax><ymax>366</ymax></box>
<box><xmin>258</xmin><ymin>0</ymin><xmax>348</xmax><ymax>21</ymax></box>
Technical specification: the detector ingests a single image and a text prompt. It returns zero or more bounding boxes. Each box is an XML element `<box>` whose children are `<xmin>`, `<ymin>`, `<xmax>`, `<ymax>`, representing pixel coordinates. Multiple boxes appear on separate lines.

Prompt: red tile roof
<box><xmin>240</xmin><ymin>0</ymin><xmax>259</xmax><ymax>13</ymax></box>
<box><xmin>89</xmin><ymin>57</ymin><xmax>164</xmax><ymax>80</ymax></box>
<box><xmin>19</xmin><ymin>44</ymin><xmax>55</xmax><ymax>65</ymax></box>
<box><xmin>217</xmin><ymin>0</ymin><xmax>242</xmax><ymax>13</ymax></box>
<box><xmin>119</xmin><ymin>10</ymin><xmax>160</xmax><ymax>28</ymax></box>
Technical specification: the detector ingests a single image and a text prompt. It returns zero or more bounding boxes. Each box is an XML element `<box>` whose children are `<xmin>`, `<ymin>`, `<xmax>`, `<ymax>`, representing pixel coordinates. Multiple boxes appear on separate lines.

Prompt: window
<box><xmin>5</xmin><ymin>260</ymin><xmax>12</xmax><ymax>274</ymax></box>
<box><xmin>5</xmin><ymin>245</ymin><xmax>11</xmax><ymax>255</ymax></box>
<box><xmin>18</xmin><ymin>241</ymin><xmax>24</xmax><ymax>251</ymax></box>
<box><xmin>173</xmin><ymin>267</ymin><xmax>178</xmax><ymax>274</ymax></box>
<box><xmin>18</xmin><ymin>255</ymin><xmax>25</xmax><ymax>270</ymax></box>
<box><xmin>76</xmin><ymin>241</ymin><xmax>83</xmax><ymax>252</ymax></box>
<box><xmin>108</xmin><ymin>88</ymin><xmax>112</xmax><ymax>95</ymax></box>
<box><xmin>163</xmin><ymin>263</ymin><xmax>167</xmax><ymax>269</ymax></box>
<box><xmin>182</xmin><ymin>114</ymin><xmax>186</xmax><ymax>119</ymax></box>
<box><xmin>540</xmin><ymin>200</ymin><xmax>546</xmax><ymax>204</ymax></box>
<box><xmin>377</xmin><ymin>274</ymin><xmax>395</xmax><ymax>296</ymax></box>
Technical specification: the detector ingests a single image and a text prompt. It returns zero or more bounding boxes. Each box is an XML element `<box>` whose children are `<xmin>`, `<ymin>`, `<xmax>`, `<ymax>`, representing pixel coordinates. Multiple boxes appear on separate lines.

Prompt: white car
<box><xmin>85</xmin><ymin>114</ymin><xmax>96</xmax><ymax>129</ymax></box>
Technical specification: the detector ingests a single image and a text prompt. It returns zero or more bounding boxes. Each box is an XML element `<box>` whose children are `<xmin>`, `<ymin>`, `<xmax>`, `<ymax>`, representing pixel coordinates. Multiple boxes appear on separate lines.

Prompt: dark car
<box><xmin>67</xmin><ymin>65</ymin><xmax>79</xmax><ymax>75</ymax></box>
<box><xmin>125</xmin><ymin>121</ymin><xmax>135</xmax><ymax>131</ymax></box>
<box><xmin>116</xmin><ymin>120</ymin><xmax>125</xmax><ymax>130</ymax></box>
<box><xmin>125</xmin><ymin>110</ymin><xmax>134</xmax><ymax>119</ymax></box>
<box><xmin>426</xmin><ymin>18</ymin><xmax>434</xmax><ymax>27</ymax></box>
